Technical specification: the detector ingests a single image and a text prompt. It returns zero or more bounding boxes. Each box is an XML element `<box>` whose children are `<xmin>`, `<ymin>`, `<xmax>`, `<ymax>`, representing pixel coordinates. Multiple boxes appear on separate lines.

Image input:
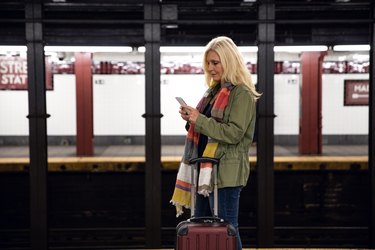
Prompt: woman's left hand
<box><xmin>179</xmin><ymin>106</ymin><xmax>199</xmax><ymax>124</ymax></box>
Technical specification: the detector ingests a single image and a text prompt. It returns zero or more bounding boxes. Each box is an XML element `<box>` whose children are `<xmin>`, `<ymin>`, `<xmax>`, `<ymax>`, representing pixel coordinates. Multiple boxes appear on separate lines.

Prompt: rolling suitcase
<box><xmin>176</xmin><ymin>157</ymin><xmax>237</xmax><ymax>250</ymax></box>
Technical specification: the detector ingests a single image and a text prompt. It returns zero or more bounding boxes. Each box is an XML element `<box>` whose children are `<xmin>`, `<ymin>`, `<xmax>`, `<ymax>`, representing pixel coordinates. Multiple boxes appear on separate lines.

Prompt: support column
<box><xmin>25</xmin><ymin>1</ymin><xmax>48</xmax><ymax>249</ymax></box>
<box><xmin>299</xmin><ymin>52</ymin><xmax>326</xmax><ymax>154</ymax></box>
<box><xmin>144</xmin><ymin>2</ymin><xmax>162</xmax><ymax>248</ymax></box>
<box><xmin>369</xmin><ymin>3</ymin><xmax>375</xmax><ymax>247</ymax></box>
<box><xmin>75</xmin><ymin>52</ymin><xmax>93</xmax><ymax>156</ymax></box>
<box><xmin>256</xmin><ymin>0</ymin><xmax>275</xmax><ymax>247</ymax></box>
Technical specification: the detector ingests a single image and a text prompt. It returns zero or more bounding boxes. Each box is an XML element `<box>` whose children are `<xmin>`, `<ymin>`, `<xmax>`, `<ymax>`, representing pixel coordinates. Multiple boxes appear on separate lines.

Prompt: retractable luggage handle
<box><xmin>189</xmin><ymin>157</ymin><xmax>219</xmax><ymax>165</ymax></box>
<box><xmin>188</xmin><ymin>157</ymin><xmax>220</xmax><ymax>218</ymax></box>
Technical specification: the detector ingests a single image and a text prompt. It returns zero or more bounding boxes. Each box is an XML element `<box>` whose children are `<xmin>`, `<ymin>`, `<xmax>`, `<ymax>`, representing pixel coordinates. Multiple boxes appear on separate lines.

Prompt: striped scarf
<box><xmin>170</xmin><ymin>83</ymin><xmax>233</xmax><ymax>217</ymax></box>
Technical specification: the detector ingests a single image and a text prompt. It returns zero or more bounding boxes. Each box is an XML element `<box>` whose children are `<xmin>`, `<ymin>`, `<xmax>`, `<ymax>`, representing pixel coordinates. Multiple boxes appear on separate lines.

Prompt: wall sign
<box><xmin>0</xmin><ymin>56</ymin><xmax>53</xmax><ymax>90</ymax></box>
<box><xmin>344</xmin><ymin>79</ymin><xmax>369</xmax><ymax>106</ymax></box>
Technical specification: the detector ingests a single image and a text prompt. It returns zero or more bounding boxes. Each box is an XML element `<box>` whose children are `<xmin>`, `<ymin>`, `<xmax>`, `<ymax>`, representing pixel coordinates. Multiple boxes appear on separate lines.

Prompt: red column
<box><xmin>75</xmin><ymin>52</ymin><xmax>93</xmax><ymax>156</ymax></box>
<box><xmin>299</xmin><ymin>52</ymin><xmax>326</xmax><ymax>154</ymax></box>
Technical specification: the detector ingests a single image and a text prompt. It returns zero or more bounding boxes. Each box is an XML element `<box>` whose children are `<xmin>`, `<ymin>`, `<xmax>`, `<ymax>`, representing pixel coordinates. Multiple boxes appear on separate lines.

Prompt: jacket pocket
<box><xmin>217</xmin><ymin>158</ymin><xmax>241</xmax><ymax>186</ymax></box>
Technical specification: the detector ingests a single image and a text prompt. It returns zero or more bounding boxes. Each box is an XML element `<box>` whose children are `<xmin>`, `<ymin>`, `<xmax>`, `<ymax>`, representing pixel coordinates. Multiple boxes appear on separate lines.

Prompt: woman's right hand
<box><xmin>179</xmin><ymin>106</ymin><xmax>199</xmax><ymax>124</ymax></box>
<box><xmin>179</xmin><ymin>106</ymin><xmax>190</xmax><ymax>122</ymax></box>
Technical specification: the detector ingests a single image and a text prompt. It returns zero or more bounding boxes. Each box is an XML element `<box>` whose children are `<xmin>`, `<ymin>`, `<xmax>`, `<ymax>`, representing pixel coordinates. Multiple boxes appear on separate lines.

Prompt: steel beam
<box><xmin>25</xmin><ymin>1</ymin><xmax>48</xmax><ymax>249</ymax></box>
<box><xmin>369</xmin><ymin>3</ymin><xmax>375</xmax><ymax>248</ymax></box>
<box><xmin>256</xmin><ymin>0</ymin><xmax>275</xmax><ymax>247</ymax></box>
<box><xmin>144</xmin><ymin>2</ymin><xmax>162</xmax><ymax>248</ymax></box>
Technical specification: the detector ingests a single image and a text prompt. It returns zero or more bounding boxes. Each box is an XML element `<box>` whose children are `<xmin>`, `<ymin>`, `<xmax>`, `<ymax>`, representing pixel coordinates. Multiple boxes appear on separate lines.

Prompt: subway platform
<box><xmin>0</xmin><ymin>144</ymin><xmax>368</xmax><ymax>173</ymax></box>
<box><xmin>0</xmin><ymin>144</ymin><xmax>368</xmax><ymax>158</ymax></box>
<box><xmin>0</xmin><ymin>144</ymin><xmax>368</xmax><ymax>172</ymax></box>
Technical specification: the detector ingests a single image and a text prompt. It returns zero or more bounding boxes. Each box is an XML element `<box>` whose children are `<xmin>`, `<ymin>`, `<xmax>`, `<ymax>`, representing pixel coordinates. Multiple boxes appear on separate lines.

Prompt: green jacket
<box><xmin>194</xmin><ymin>83</ymin><xmax>256</xmax><ymax>188</ymax></box>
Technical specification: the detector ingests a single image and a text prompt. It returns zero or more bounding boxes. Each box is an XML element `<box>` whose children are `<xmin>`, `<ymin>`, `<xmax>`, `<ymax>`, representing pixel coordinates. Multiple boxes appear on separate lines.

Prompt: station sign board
<box><xmin>0</xmin><ymin>56</ymin><xmax>53</xmax><ymax>90</ymax></box>
<box><xmin>344</xmin><ymin>79</ymin><xmax>369</xmax><ymax>106</ymax></box>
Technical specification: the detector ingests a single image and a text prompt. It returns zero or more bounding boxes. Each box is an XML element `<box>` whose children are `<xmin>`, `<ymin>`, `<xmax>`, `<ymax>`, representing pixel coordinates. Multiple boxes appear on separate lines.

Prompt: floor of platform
<box><xmin>0</xmin><ymin>144</ymin><xmax>368</xmax><ymax>158</ymax></box>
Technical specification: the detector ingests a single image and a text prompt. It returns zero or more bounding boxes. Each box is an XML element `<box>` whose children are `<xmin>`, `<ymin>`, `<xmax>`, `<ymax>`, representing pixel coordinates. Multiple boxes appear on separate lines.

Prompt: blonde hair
<box><xmin>203</xmin><ymin>36</ymin><xmax>261</xmax><ymax>99</ymax></box>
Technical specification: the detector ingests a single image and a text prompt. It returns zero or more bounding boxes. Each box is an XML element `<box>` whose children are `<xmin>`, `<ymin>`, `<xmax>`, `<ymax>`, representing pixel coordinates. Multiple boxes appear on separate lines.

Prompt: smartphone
<box><xmin>175</xmin><ymin>97</ymin><xmax>187</xmax><ymax>106</ymax></box>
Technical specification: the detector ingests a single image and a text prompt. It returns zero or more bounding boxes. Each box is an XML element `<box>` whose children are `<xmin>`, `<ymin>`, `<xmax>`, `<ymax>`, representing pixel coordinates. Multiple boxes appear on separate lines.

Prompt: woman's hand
<box><xmin>179</xmin><ymin>106</ymin><xmax>199</xmax><ymax>124</ymax></box>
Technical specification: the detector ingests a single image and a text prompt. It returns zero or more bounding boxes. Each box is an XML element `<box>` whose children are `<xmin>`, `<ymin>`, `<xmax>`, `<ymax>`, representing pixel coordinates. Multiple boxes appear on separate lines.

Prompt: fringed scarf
<box><xmin>170</xmin><ymin>83</ymin><xmax>234</xmax><ymax>217</ymax></box>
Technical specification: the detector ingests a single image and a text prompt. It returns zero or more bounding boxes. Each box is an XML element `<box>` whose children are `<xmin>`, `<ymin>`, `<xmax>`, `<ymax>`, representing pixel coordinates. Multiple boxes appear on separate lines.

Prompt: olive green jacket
<box><xmin>194</xmin><ymin>83</ymin><xmax>256</xmax><ymax>188</ymax></box>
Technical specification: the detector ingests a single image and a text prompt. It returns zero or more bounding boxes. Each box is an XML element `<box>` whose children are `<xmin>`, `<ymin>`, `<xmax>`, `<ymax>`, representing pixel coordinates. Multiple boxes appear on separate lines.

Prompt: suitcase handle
<box><xmin>188</xmin><ymin>216</ymin><xmax>224</xmax><ymax>223</ymax></box>
<box><xmin>188</xmin><ymin>157</ymin><xmax>220</xmax><ymax>218</ymax></box>
<box><xmin>188</xmin><ymin>157</ymin><xmax>220</xmax><ymax>165</ymax></box>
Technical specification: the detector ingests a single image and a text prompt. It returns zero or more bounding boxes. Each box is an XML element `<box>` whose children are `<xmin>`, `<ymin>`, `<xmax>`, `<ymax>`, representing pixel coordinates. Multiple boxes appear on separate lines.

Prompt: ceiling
<box><xmin>0</xmin><ymin>0</ymin><xmax>372</xmax><ymax>47</ymax></box>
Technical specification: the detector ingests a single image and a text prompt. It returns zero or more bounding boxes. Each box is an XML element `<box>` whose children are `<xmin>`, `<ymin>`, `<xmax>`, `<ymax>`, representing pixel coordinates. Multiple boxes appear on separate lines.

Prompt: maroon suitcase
<box><xmin>175</xmin><ymin>157</ymin><xmax>237</xmax><ymax>250</ymax></box>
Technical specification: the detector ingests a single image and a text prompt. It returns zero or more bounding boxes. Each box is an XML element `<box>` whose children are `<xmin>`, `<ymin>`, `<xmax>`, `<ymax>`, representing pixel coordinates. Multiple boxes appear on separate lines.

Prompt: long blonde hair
<box><xmin>203</xmin><ymin>36</ymin><xmax>261</xmax><ymax>99</ymax></box>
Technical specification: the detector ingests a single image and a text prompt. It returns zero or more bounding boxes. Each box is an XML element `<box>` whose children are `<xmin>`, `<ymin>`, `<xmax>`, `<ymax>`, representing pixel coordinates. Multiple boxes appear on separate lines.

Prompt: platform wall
<box><xmin>0</xmin><ymin>73</ymin><xmax>369</xmax><ymax>145</ymax></box>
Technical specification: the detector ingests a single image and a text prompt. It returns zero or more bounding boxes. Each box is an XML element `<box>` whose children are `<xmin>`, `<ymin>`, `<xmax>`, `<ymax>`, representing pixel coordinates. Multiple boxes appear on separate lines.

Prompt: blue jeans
<box><xmin>195</xmin><ymin>186</ymin><xmax>242</xmax><ymax>250</ymax></box>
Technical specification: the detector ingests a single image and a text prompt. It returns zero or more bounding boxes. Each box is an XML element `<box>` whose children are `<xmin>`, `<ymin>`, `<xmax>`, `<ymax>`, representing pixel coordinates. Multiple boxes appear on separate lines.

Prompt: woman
<box><xmin>171</xmin><ymin>36</ymin><xmax>261</xmax><ymax>250</ymax></box>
